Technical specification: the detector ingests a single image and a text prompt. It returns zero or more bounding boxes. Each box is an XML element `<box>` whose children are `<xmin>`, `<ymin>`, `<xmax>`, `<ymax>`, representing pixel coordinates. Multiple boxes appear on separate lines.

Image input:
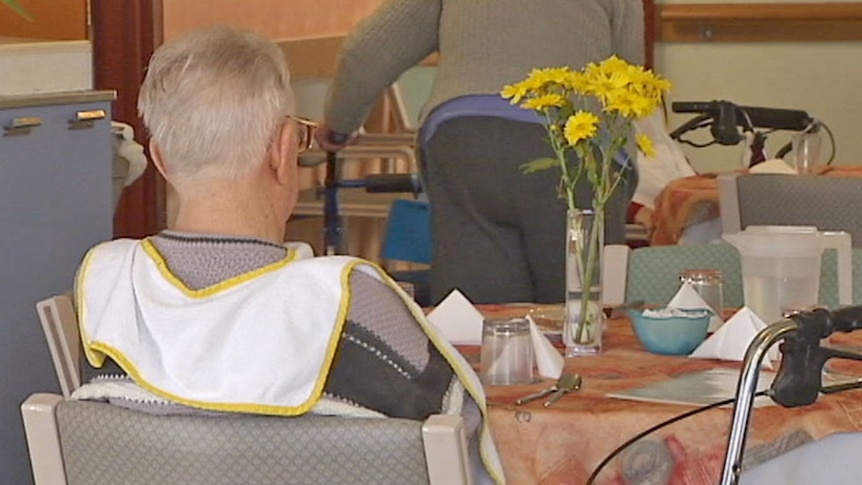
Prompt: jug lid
<box><xmin>722</xmin><ymin>225</ymin><xmax>824</xmax><ymax>258</ymax></box>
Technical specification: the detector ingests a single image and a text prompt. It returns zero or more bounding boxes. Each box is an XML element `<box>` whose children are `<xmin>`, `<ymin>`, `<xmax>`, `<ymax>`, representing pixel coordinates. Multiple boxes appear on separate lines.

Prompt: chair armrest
<box><xmin>422</xmin><ymin>414</ymin><xmax>473</xmax><ymax>485</ymax></box>
<box><xmin>21</xmin><ymin>393</ymin><xmax>67</xmax><ymax>485</ymax></box>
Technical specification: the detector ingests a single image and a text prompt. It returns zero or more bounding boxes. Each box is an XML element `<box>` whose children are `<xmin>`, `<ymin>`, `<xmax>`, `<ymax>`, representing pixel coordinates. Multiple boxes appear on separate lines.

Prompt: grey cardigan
<box><xmin>324</xmin><ymin>0</ymin><xmax>645</xmax><ymax>134</ymax></box>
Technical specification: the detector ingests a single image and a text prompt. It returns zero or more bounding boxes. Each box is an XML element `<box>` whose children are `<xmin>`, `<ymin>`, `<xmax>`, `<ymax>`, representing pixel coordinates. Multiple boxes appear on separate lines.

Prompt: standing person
<box><xmin>73</xmin><ymin>26</ymin><xmax>504</xmax><ymax>484</ymax></box>
<box><xmin>317</xmin><ymin>0</ymin><xmax>644</xmax><ymax>305</ymax></box>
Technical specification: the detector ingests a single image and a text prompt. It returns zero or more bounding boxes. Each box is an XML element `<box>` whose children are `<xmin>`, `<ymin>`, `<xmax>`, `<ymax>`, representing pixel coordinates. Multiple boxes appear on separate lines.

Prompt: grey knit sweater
<box><xmin>324</xmin><ymin>0</ymin><xmax>645</xmax><ymax>133</ymax></box>
<box><xmin>83</xmin><ymin>231</ymin><xmax>461</xmax><ymax>421</ymax></box>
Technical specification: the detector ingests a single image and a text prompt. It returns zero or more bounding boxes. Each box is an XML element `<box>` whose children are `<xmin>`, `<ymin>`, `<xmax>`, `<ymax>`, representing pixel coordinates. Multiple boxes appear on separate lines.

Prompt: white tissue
<box><xmin>668</xmin><ymin>282</ymin><xmax>724</xmax><ymax>332</ymax></box>
<box><xmin>749</xmin><ymin>158</ymin><xmax>797</xmax><ymax>175</ymax></box>
<box><xmin>689</xmin><ymin>307</ymin><xmax>778</xmax><ymax>369</ymax></box>
<box><xmin>527</xmin><ymin>316</ymin><xmax>565</xmax><ymax>379</ymax></box>
<box><xmin>426</xmin><ymin>289</ymin><xmax>485</xmax><ymax>345</ymax></box>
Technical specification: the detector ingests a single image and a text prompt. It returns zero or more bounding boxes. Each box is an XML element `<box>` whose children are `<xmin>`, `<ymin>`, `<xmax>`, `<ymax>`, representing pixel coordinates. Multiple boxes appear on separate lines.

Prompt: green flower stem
<box><xmin>574</xmin><ymin>209</ymin><xmax>604</xmax><ymax>344</ymax></box>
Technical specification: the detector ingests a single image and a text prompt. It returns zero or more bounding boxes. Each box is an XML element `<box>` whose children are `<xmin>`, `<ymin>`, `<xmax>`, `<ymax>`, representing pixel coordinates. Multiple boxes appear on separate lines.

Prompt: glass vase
<box><xmin>564</xmin><ymin>208</ymin><xmax>605</xmax><ymax>356</ymax></box>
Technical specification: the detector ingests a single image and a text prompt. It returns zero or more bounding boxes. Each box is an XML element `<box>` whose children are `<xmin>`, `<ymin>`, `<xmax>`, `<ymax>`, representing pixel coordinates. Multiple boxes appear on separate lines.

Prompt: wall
<box><xmin>0</xmin><ymin>0</ymin><xmax>86</xmax><ymax>40</ymax></box>
<box><xmin>657</xmin><ymin>0</ymin><xmax>862</xmax><ymax>173</ymax></box>
<box><xmin>161</xmin><ymin>0</ymin><xmax>385</xmax><ymax>41</ymax></box>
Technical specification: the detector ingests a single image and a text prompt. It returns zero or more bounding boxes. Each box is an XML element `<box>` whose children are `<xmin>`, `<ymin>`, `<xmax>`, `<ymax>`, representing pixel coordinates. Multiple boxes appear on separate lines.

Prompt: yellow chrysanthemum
<box><xmin>526</xmin><ymin>67</ymin><xmax>573</xmax><ymax>88</ymax></box>
<box><xmin>521</xmin><ymin>93</ymin><xmax>566</xmax><ymax>111</ymax></box>
<box><xmin>563</xmin><ymin>111</ymin><xmax>599</xmax><ymax>146</ymax></box>
<box><xmin>636</xmin><ymin>134</ymin><xmax>656</xmax><ymax>158</ymax></box>
<box><xmin>597</xmin><ymin>55</ymin><xmax>629</xmax><ymax>75</ymax></box>
<box><xmin>604</xmin><ymin>90</ymin><xmax>654</xmax><ymax>119</ymax></box>
<box><xmin>500</xmin><ymin>82</ymin><xmax>529</xmax><ymax>105</ymax></box>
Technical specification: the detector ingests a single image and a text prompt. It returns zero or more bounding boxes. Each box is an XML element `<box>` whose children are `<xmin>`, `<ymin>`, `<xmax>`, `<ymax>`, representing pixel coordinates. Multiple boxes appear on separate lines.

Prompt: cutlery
<box><xmin>543</xmin><ymin>373</ymin><xmax>582</xmax><ymax>407</ymax></box>
<box><xmin>515</xmin><ymin>373</ymin><xmax>581</xmax><ymax>406</ymax></box>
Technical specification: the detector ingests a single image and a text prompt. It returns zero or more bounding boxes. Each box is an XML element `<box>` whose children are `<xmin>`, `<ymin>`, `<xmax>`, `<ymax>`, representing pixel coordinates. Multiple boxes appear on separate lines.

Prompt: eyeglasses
<box><xmin>288</xmin><ymin>116</ymin><xmax>317</xmax><ymax>153</ymax></box>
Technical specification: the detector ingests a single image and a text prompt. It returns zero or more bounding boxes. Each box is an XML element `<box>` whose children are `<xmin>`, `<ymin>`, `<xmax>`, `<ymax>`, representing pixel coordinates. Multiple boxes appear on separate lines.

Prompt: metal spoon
<box><xmin>543</xmin><ymin>373</ymin><xmax>582</xmax><ymax>407</ymax></box>
<box><xmin>515</xmin><ymin>373</ymin><xmax>582</xmax><ymax>406</ymax></box>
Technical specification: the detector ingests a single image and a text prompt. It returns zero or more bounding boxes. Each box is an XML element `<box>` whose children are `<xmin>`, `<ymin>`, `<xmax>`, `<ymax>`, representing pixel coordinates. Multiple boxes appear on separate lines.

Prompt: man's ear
<box><xmin>270</xmin><ymin>121</ymin><xmax>298</xmax><ymax>185</ymax></box>
<box><xmin>149</xmin><ymin>140</ymin><xmax>170</xmax><ymax>181</ymax></box>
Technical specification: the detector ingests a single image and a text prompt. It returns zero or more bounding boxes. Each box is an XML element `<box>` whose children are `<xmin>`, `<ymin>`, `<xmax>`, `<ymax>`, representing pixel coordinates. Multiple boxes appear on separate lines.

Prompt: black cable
<box><xmin>821</xmin><ymin>122</ymin><xmax>837</xmax><ymax>166</ymax></box>
<box><xmin>584</xmin><ymin>390</ymin><xmax>770</xmax><ymax>485</ymax></box>
<box><xmin>678</xmin><ymin>138</ymin><xmax>718</xmax><ymax>149</ymax></box>
<box><xmin>774</xmin><ymin>120</ymin><xmax>836</xmax><ymax>165</ymax></box>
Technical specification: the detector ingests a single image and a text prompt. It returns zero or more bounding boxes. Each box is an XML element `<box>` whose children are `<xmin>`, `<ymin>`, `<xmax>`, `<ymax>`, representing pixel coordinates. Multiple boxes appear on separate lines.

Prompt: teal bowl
<box><xmin>627</xmin><ymin>308</ymin><xmax>712</xmax><ymax>356</ymax></box>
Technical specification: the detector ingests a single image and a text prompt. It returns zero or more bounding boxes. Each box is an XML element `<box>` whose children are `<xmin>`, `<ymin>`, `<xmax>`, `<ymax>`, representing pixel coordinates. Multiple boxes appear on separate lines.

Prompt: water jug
<box><xmin>723</xmin><ymin>226</ymin><xmax>852</xmax><ymax>324</ymax></box>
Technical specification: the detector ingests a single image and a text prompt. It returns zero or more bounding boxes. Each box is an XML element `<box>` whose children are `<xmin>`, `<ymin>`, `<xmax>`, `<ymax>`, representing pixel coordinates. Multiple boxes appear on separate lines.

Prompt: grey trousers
<box><xmin>421</xmin><ymin>116</ymin><xmax>635</xmax><ymax>305</ymax></box>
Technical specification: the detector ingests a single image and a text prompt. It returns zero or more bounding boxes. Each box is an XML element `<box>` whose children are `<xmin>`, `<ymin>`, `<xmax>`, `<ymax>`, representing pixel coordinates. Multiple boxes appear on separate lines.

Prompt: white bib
<box><xmin>77</xmin><ymin>238</ymin><xmax>361</xmax><ymax>415</ymax></box>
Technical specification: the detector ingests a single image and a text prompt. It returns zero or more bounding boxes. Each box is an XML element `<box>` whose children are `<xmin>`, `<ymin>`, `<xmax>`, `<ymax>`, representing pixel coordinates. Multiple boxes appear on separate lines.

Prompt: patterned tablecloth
<box><xmin>473</xmin><ymin>305</ymin><xmax>862</xmax><ymax>485</ymax></box>
<box><xmin>649</xmin><ymin>165</ymin><xmax>862</xmax><ymax>246</ymax></box>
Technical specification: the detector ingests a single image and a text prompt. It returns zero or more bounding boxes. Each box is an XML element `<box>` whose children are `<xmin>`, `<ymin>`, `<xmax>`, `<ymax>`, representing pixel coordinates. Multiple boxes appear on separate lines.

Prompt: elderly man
<box><xmin>72</xmin><ymin>26</ymin><xmax>503</xmax><ymax>484</ymax></box>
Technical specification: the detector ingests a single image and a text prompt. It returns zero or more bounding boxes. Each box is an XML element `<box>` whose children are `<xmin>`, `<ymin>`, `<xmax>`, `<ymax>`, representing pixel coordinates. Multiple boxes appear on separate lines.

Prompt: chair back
<box><xmin>22</xmin><ymin>294</ymin><xmax>474</xmax><ymax>485</ymax></box>
<box><xmin>35</xmin><ymin>294</ymin><xmax>80</xmax><ymax>398</ymax></box>
<box><xmin>626</xmin><ymin>243</ymin><xmax>744</xmax><ymax>307</ymax></box>
<box><xmin>380</xmin><ymin>199</ymin><xmax>433</xmax><ymax>306</ymax></box>
<box><xmin>819</xmin><ymin>248</ymin><xmax>862</xmax><ymax>307</ymax></box>
<box><xmin>627</xmin><ymin>243</ymin><xmax>862</xmax><ymax>311</ymax></box>
<box><xmin>53</xmin><ymin>401</ymin><xmax>441</xmax><ymax>485</ymax></box>
<box><xmin>382</xmin><ymin>199</ymin><xmax>433</xmax><ymax>265</ymax></box>
<box><xmin>719</xmin><ymin>173</ymin><xmax>862</xmax><ymax>246</ymax></box>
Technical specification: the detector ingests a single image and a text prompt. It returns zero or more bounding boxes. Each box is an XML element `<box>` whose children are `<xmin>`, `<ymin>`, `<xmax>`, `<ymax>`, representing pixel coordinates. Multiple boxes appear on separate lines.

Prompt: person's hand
<box><xmin>315</xmin><ymin>121</ymin><xmax>354</xmax><ymax>152</ymax></box>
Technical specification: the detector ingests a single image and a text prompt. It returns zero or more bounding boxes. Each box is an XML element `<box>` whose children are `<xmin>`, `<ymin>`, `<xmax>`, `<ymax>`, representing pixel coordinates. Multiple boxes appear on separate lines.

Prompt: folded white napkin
<box><xmin>427</xmin><ymin>289</ymin><xmax>485</xmax><ymax>345</ymax></box>
<box><xmin>527</xmin><ymin>315</ymin><xmax>565</xmax><ymax>379</ymax></box>
<box><xmin>668</xmin><ymin>282</ymin><xmax>724</xmax><ymax>332</ymax></box>
<box><xmin>689</xmin><ymin>307</ymin><xmax>778</xmax><ymax>369</ymax></box>
<box><xmin>749</xmin><ymin>158</ymin><xmax>797</xmax><ymax>175</ymax></box>
<box><xmin>427</xmin><ymin>289</ymin><xmax>564</xmax><ymax>378</ymax></box>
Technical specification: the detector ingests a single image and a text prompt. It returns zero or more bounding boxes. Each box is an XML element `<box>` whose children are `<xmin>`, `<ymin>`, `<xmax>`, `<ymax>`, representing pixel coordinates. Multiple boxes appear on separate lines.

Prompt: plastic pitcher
<box><xmin>723</xmin><ymin>226</ymin><xmax>852</xmax><ymax>324</ymax></box>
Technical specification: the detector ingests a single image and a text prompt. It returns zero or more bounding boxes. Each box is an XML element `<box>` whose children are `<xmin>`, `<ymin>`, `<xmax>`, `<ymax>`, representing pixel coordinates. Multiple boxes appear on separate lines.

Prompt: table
<box><xmin>474</xmin><ymin>305</ymin><xmax>862</xmax><ymax>485</ymax></box>
<box><xmin>649</xmin><ymin>165</ymin><xmax>862</xmax><ymax>246</ymax></box>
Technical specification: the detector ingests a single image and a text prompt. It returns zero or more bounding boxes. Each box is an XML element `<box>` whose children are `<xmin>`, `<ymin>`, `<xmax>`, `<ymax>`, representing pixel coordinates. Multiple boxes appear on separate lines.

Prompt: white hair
<box><xmin>138</xmin><ymin>26</ymin><xmax>295</xmax><ymax>181</ymax></box>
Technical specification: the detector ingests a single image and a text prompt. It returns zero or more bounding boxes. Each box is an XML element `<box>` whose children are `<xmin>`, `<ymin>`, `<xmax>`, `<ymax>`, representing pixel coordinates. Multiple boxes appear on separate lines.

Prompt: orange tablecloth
<box><xmin>649</xmin><ymin>165</ymin><xmax>862</xmax><ymax>246</ymax></box>
<box><xmin>474</xmin><ymin>305</ymin><xmax>862</xmax><ymax>485</ymax></box>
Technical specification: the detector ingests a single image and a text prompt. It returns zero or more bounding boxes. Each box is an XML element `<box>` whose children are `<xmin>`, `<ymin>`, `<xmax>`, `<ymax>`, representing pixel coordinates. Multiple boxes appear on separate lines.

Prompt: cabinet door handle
<box><xmin>3</xmin><ymin>117</ymin><xmax>43</xmax><ymax>136</ymax></box>
<box><xmin>69</xmin><ymin>109</ymin><xmax>107</xmax><ymax>130</ymax></box>
<box><xmin>75</xmin><ymin>109</ymin><xmax>107</xmax><ymax>121</ymax></box>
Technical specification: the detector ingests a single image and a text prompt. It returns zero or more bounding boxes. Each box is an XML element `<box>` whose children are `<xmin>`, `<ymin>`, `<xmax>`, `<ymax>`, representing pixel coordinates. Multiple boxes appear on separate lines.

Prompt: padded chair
<box><xmin>719</xmin><ymin>173</ymin><xmax>862</xmax><ymax>246</ymax></box>
<box><xmin>626</xmin><ymin>243</ymin><xmax>862</xmax><ymax>310</ymax></box>
<box><xmin>22</xmin><ymin>294</ymin><xmax>473</xmax><ymax>485</ymax></box>
<box><xmin>381</xmin><ymin>199</ymin><xmax>433</xmax><ymax>306</ymax></box>
<box><xmin>626</xmin><ymin>242</ymin><xmax>744</xmax><ymax>307</ymax></box>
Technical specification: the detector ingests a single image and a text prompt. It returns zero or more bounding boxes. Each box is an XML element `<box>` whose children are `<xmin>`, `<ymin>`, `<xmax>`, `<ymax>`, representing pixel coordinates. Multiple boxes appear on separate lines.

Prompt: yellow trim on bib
<box><xmin>140</xmin><ymin>238</ymin><xmax>298</xmax><ymax>299</ymax></box>
<box><xmin>366</xmin><ymin>262</ymin><xmax>507</xmax><ymax>485</ymax></box>
<box><xmin>76</xmin><ymin>245</ymin><xmax>107</xmax><ymax>368</ymax></box>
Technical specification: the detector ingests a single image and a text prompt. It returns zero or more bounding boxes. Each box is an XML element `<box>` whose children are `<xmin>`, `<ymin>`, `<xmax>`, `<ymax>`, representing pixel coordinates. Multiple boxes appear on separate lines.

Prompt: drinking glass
<box><xmin>679</xmin><ymin>269</ymin><xmax>723</xmax><ymax>319</ymax></box>
<box><xmin>792</xmin><ymin>131</ymin><xmax>823</xmax><ymax>174</ymax></box>
<box><xmin>480</xmin><ymin>318</ymin><xmax>534</xmax><ymax>385</ymax></box>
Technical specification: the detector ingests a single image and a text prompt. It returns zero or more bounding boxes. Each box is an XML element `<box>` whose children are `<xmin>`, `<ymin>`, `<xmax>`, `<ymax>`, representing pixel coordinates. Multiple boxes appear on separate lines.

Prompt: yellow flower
<box><xmin>636</xmin><ymin>134</ymin><xmax>656</xmax><ymax>158</ymax></box>
<box><xmin>500</xmin><ymin>82</ymin><xmax>529</xmax><ymax>105</ymax></box>
<box><xmin>521</xmin><ymin>93</ymin><xmax>566</xmax><ymax>111</ymax></box>
<box><xmin>500</xmin><ymin>55</ymin><xmax>672</xmax><ymax>213</ymax></box>
<box><xmin>604</xmin><ymin>90</ymin><xmax>653</xmax><ymax>119</ymax></box>
<box><xmin>526</xmin><ymin>67</ymin><xmax>573</xmax><ymax>88</ymax></box>
<box><xmin>563</xmin><ymin>111</ymin><xmax>599</xmax><ymax>146</ymax></box>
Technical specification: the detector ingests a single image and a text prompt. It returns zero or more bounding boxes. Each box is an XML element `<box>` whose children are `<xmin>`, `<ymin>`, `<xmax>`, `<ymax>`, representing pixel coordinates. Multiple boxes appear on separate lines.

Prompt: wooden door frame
<box><xmin>91</xmin><ymin>0</ymin><xmax>165</xmax><ymax>238</ymax></box>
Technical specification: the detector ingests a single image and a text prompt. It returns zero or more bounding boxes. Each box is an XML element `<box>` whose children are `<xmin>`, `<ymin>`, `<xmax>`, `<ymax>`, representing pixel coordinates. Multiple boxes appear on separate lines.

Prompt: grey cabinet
<box><xmin>0</xmin><ymin>90</ymin><xmax>115</xmax><ymax>484</ymax></box>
